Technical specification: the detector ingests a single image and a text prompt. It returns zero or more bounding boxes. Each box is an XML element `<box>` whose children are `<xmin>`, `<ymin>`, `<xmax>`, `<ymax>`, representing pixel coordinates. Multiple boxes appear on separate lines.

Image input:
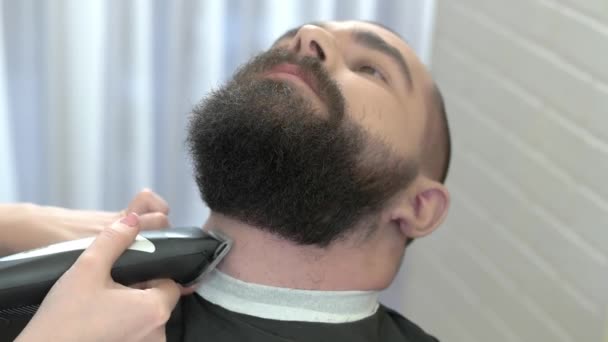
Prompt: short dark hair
<box><xmin>426</xmin><ymin>83</ymin><xmax>451</xmax><ymax>184</ymax></box>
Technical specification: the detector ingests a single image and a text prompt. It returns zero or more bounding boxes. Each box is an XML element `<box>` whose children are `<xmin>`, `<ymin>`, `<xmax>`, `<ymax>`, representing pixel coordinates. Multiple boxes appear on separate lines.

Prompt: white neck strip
<box><xmin>195</xmin><ymin>269</ymin><xmax>380</xmax><ymax>323</ymax></box>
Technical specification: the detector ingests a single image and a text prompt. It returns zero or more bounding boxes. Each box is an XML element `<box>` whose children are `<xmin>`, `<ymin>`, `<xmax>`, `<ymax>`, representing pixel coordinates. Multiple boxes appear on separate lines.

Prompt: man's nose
<box><xmin>287</xmin><ymin>25</ymin><xmax>336</xmax><ymax>68</ymax></box>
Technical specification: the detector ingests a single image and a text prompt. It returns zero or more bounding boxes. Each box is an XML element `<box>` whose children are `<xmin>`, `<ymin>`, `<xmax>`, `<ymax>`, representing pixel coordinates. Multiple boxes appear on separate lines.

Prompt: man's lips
<box><xmin>264</xmin><ymin>63</ymin><xmax>320</xmax><ymax>97</ymax></box>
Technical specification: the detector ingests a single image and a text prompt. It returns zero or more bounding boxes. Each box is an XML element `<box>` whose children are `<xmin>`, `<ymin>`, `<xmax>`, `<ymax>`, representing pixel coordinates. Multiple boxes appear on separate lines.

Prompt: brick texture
<box><xmin>391</xmin><ymin>1</ymin><xmax>608</xmax><ymax>341</ymax></box>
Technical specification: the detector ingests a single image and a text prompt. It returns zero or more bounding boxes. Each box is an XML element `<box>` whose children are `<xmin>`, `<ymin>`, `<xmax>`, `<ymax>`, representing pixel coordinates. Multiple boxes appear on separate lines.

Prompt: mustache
<box><xmin>231</xmin><ymin>48</ymin><xmax>345</xmax><ymax>122</ymax></box>
<box><xmin>235</xmin><ymin>48</ymin><xmax>325</xmax><ymax>80</ymax></box>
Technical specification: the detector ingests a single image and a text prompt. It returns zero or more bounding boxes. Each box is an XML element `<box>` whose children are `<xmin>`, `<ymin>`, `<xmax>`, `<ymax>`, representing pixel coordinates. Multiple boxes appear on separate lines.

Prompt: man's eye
<box><xmin>357</xmin><ymin>65</ymin><xmax>386</xmax><ymax>82</ymax></box>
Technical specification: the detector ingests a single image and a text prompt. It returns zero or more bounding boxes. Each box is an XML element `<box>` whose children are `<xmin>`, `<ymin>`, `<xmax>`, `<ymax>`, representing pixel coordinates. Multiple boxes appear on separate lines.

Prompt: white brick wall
<box><xmin>386</xmin><ymin>1</ymin><xmax>608</xmax><ymax>341</ymax></box>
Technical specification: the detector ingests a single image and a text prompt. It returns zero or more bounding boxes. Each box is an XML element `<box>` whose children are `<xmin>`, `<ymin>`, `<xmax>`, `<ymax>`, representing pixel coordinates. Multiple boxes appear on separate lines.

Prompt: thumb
<box><xmin>77</xmin><ymin>213</ymin><xmax>141</xmax><ymax>274</ymax></box>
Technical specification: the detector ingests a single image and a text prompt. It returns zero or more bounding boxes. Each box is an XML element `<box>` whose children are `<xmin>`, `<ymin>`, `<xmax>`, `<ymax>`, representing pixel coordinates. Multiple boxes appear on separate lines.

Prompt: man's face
<box><xmin>188</xmin><ymin>21</ymin><xmax>430</xmax><ymax>246</ymax></box>
<box><xmin>271</xmin><ymin>21</ymin><xmax>431</xmax><ymax>162</ymax></box>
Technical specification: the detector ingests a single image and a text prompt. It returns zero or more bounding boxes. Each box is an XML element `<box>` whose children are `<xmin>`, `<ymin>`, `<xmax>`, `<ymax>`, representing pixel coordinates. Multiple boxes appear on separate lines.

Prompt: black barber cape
<box><xmin>166</xmin><ymin>270</ymin><xmax>439</xmax><ymax>342</ymax></box>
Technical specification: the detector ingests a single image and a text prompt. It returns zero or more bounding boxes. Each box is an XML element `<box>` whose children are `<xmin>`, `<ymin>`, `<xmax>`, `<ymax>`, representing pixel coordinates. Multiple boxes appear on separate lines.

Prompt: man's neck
<box><xmin>203</xmin><ymin>212</ymin><xmax>394</xmax><ymax>291</ymax></box>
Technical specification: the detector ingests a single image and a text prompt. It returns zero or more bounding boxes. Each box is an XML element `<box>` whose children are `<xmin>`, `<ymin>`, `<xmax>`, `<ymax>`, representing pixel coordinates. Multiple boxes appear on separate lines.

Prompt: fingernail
<box><xmin>120</xmin><ymin>212</ymin><xmax>139</xmax><ymax>227</ymax></box>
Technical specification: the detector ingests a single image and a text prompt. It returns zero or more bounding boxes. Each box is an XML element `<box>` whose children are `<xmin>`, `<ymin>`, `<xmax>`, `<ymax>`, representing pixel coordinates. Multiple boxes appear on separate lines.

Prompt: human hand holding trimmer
<box><xmin>2</xmin><ymin>213</ymin><xmax>231</xmax><ymax>342</ymax></box>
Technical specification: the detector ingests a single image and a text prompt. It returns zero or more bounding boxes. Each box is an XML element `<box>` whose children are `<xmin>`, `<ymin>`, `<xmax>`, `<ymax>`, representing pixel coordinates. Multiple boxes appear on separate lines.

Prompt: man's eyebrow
<box><xmin>352</xmin><ymin>30</ymin><xmax>413</xmax><ymax>89</ymax></box>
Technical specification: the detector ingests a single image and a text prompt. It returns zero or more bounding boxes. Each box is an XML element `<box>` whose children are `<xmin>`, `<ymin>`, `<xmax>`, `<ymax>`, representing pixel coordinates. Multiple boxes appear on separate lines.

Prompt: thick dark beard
<box><xmin>187</xmin><ymin>49</ymin><xmax>418</xmax><ymax>247</ymax></box>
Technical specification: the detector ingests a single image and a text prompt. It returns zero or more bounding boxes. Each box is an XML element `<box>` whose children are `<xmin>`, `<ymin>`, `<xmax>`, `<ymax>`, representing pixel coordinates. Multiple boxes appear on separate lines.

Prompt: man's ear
<box><xmin>389</xmin><ymin>177</ymin><xmax>450</xmax><ymax>239</ymax></box>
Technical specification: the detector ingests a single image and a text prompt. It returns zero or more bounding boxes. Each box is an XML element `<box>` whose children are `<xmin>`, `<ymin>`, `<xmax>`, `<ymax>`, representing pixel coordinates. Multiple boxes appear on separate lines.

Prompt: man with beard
<box><xmin>168</xmin><ymin>20</ymin><xmax>450</xmax><ymax>342</ymax></box>
<box><xmin>17</xmin><ymin>20</ymin><xmax>449</xmax><ymax>342</ymax></box>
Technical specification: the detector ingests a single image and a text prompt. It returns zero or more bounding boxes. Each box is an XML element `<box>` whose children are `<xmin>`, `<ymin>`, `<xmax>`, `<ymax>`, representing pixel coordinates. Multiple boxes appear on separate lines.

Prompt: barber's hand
<box><xmin>121</xmin><ymin>189</ymin><xmax>171</xmax><ymax>230</ymax></box>
<box><xmin>4</xmin><ymin>189</ymin><xmax>171</xmax><ymax>255</ymax></box>
<box><xmin>15</xmin><ymin>213</ymin><xmax>191</xmax><ymax>342</ymax></box>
